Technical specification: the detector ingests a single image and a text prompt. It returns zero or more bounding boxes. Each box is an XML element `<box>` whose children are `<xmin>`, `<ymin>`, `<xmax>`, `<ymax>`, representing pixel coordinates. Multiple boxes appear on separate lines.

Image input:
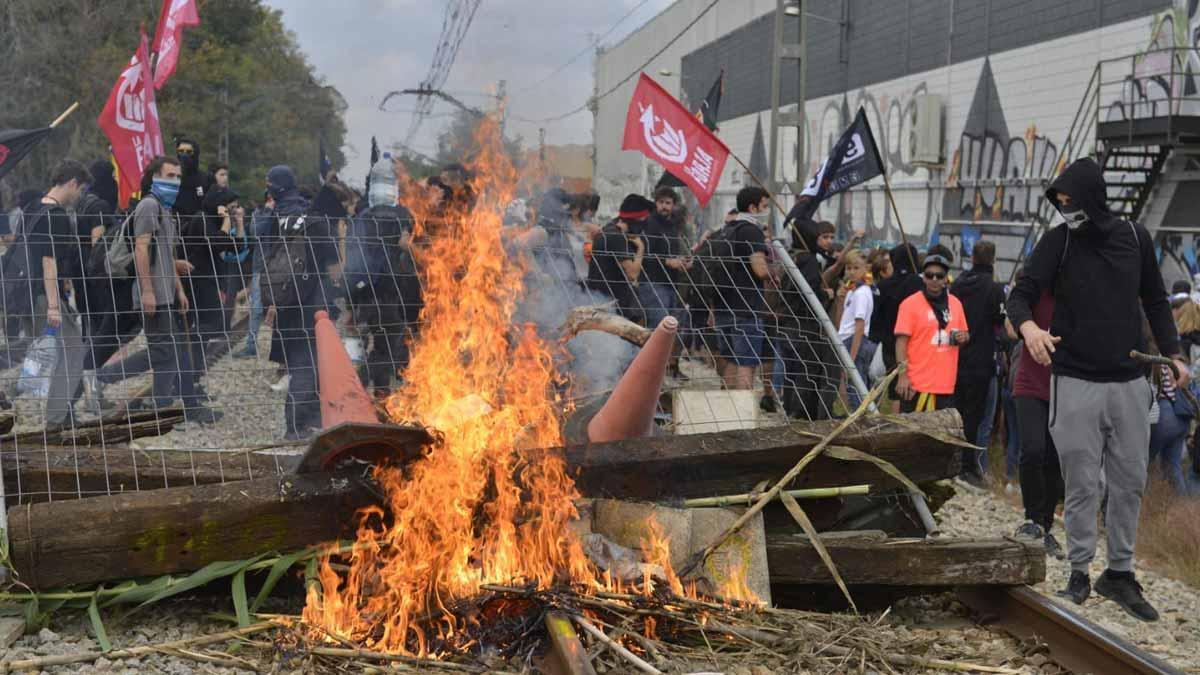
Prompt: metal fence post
<box><xmin>772</xmin><ymin>239</ymin><xmax>940</xmax><ymax>536</ymax></box>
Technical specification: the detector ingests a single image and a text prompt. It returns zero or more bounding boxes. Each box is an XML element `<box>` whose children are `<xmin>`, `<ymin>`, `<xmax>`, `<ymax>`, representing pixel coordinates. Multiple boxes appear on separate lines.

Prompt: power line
<box><xmin>403</xmin><ymin>0</ymin><xmax>483</xmax><ymax>147</ymax></box>
<box><xmin>517</xmin><ymin>0</ymin><xmax>654</xmax><ymax>94</ymax></box>
<box><xmin>512</xmin><ymin>0</ymin><xmax>722</xmax><ymax>125</ymax></box>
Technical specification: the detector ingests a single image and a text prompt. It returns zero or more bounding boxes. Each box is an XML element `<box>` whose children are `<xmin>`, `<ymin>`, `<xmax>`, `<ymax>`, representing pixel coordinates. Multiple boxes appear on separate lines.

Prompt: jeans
<box><xmin>637</xmin><ymin>281</ymin><xmax>690</xmax><ymax>335</ymax></box>
<box><xmin>955</xmin><ymin>372</ymin><xmax>996</xmax><ymax>477</ymax></box>
<box><xmin>977</xmin><ymin>374</ymin><xmax>998</xmax><ymax>449</ymax></box>
<box><xmin>280</xmin><ymin>326</ymin><xmax>319</xmax><ymax>435</ymax></box>
<box><xmin>145</xmin><ymin>307</ymin><xmax>201</xmax><ymax>411</ymax></box>
<box><xmin>1003</xmin><ymin>384</ymin><xmax>1020</xmax><ymax>479</ymax></box>
<box><xmin>244</xmin><ymin>271</ymin><xmax>263</xmax><ymax>353</ymax></box>
<box><xmin>1149</xmin><ymin>397</ymin><xmax>1192</xmax><ymax>495</ymax></box>
<box><xmin>840</xmin><ymin>336</ymin><xmax>876</xmax><ymax>410</ymax></box>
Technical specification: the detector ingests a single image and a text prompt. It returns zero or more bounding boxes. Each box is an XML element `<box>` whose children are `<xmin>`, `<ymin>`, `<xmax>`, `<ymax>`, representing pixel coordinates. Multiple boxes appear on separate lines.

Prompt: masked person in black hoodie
<box><xmin>772</xmin><ymin>218</ymin><xmax>838</xmax><ymax>419</ymax></box>
<box><xmin>950</xmin><ymin>239</ymin><xmax>1006</xmax><ymax>484</ymax></box>
<box><xmin>260</xmin><ymin>165</ymin><xmax>342</xmax><ymax>440</ymax></box>
<box><xmin>869</xmin><ymin>243</ymin><xmax>923</xmax><ymax>397</ymax></box>
<box><xmin>172</xmin><ymin>137</ymin><xmax>212</xmax><ymax>223</ymax></box>
<box><xmin>1007</xmin><ymin>157</ymin><xmax>1184</xmax><ymax>621</ymax></box>
<box><xmin>184</xmin><ymin>187</ymin><xmax>240</xmax><ymax>377</ymax></box>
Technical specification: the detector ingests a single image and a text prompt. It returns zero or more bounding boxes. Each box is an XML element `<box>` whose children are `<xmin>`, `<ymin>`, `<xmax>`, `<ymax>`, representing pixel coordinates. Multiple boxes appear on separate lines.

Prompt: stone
<box><xmin>36</xmin><ymin>627</ymin><xmax>59</xmax><ymax>644</ymax></box>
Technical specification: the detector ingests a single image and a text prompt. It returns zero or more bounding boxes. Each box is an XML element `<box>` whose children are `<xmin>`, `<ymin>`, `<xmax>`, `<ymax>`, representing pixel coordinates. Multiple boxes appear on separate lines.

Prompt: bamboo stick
<box><xmin>681</xmin><ymin>484</ymin><xmax>869</xmax><ymax>508</ymax></box>
<box><xmin>678</xmin><ymin>368</ymin><xmax>900</xmax><ymax>579</ymax></box>
<box><xmin>304</xmin><ymin>646</ymin><xmax>484</xmax><ymax>672</ymax></box>
<box><xmin>571</xmin><ymin>614</ymin><xmax>663</xmax><ymax>675</ymax></box>
<box><xmin>48</xmin><ymin>102</ymin><xmax>80</xmax><ymax>129</ymax></box>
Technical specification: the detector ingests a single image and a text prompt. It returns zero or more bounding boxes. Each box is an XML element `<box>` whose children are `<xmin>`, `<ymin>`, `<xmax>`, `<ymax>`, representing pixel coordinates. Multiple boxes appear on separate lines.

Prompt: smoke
<box><xmin>513</xmin><ymin>248</ymin><xmax>635</xmax><ymax>399</ymax></box>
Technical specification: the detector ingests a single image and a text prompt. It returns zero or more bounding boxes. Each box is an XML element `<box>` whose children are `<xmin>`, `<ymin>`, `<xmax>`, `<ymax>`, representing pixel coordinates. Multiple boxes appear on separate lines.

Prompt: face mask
<box><xmin>150</xmin><ymin>178</ymin><xmax>181</xmax><ymax>208</ymax></box>
<box><xmin>267</xmin><ymin>184</ymin><xmax>289</xmax><ymax>201</ymax></box>
<box><xmin>1058</xmin><ymin>204</ymin><xmax>1087</xmax><ymax>230</ymax></box>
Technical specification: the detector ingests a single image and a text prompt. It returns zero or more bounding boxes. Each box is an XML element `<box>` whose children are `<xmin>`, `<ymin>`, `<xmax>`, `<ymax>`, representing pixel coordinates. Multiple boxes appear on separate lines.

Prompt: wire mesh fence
<box><xmin>0</xmin><ymin>206</ymin><xmax>865</xmax><ymax>506</ymax></box>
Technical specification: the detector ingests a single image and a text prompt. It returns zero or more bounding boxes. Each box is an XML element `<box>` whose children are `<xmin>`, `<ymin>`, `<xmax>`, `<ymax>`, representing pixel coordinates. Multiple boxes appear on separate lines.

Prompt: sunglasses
<box><xmin>924</xmin><ymin>272</ymin><xmax>947</xmax><ymax>281</ymax></box>
<box><xmin>177</xmin><ymin>149</ymin><xmax>195</xmax><ymax>156</ymax></box>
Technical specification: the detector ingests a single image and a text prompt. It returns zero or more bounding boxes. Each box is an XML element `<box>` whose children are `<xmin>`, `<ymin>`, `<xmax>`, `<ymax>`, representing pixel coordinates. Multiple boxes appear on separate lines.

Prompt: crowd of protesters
<box><xmin>3</xmin><ymin>147</ymin><xmax>1199</xmax><ymax>622</ymax></box>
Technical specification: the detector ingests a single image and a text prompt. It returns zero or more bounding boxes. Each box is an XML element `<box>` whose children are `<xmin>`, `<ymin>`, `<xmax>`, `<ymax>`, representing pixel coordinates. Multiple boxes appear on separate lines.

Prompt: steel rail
<box><xmin>957</xmin><ymin>585</ymin><xmax>1182</xmax><ymax>675</ymax></box>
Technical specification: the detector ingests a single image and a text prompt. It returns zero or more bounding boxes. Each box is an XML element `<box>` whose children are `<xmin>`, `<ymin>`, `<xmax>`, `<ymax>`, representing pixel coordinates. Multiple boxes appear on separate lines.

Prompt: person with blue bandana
<box><xmin>130</xmin><ymin>155</ymin><xmax>221</xmax><ymax>425</ymax></box>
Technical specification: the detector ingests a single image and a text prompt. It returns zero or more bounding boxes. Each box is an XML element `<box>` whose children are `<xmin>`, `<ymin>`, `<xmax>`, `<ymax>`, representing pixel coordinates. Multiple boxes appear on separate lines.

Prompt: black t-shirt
<box><xmin>586</xmin><ymin>222</ymin><xmax>636</xmax><ymax>310</ymax></box>
<box><xmin>710</xmin><ymin>220</ymin><xmax>767</xmax><ymax>315</ymax></box>
<box><xmin>640</xmin><ymin>212</ymin><xmax>683</xmax><ymax>285</ymax></box>
<box><xmin>23</xmin><ymin>203</ymin><xmax>78</xmax><ymax>300</ymax></box>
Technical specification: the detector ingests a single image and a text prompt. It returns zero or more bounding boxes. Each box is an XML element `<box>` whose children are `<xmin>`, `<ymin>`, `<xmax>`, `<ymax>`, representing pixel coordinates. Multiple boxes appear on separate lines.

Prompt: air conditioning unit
<box><xmin>910</xmin><ymin>94</ymin><xmax>944</xmax><ymax>166</ymax></box>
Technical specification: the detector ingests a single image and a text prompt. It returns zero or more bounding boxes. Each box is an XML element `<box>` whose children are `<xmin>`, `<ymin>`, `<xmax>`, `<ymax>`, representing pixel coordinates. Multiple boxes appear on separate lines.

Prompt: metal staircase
<box><xmin>1054</xmin><ymin>48</ymin><xmax>1200</xmax><ymax>224</ymax></box>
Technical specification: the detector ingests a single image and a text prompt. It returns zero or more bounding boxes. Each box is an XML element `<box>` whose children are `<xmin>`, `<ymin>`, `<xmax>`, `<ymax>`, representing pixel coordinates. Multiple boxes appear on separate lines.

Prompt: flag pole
<box><xmin>728</xmin><ymin>152</ymin><xmax>809</xmax><ymax>252</ymax></box>
<box><xmin>880</xmin><ymin>171</ymin><xmax>920</xmax><ymax>274</ymax></box>
<box><xmin>49</xmin><ymin>101</ymin><xmax>80</xmax><ymax>129</ymax></box>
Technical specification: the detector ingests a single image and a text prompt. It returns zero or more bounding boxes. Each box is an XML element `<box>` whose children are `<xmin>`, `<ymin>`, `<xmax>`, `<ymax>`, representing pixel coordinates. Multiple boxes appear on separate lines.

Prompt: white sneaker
<box><xmin>270</xmin><ymin>374</ymin><xmax>291</xmax><ymax>393</ymax></box>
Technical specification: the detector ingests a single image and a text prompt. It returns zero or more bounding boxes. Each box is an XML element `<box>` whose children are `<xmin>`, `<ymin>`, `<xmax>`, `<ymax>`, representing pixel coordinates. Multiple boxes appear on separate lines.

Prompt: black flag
<box><xmin>793</xmin><ymin>107</ymin><xmax>883</xmax><ymax>220</ymax></box>
<box><xmin>318</xmin><ymin>134</ymin><xmax>333</xmax><ymax>185</ymax></box>
<box><xmin>0</xmin><ymin>127</ymin><xmax>53</xmax><ymax>182</ymax></box>
<box><xmin>658</xmin><ymin>69</ymin><xmax>724</xmax><ymax>190</ymax></box>
<box><xmin>366</xmin><ymin>135</ymin><xmax>380</xmax><ymax>191</ymax></box>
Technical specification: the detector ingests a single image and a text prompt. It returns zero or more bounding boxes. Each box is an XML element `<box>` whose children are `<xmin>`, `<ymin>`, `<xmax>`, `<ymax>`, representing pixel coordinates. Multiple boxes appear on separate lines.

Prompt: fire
<box><xmin>303</xmin><ymin>116</ymin><xmax>751</xmax><ymax>657</ymax></box>
<box><xmin>303</xmin><ymin>116</ymin><xmax>596</xmax><ymax>655</ymax></box>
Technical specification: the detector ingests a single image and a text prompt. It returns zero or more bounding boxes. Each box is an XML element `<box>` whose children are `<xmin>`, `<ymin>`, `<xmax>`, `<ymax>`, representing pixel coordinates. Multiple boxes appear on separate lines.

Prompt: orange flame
<box><xmin>304</xmin><ymin>116</ymin><xmax>596</xmax><ymax>654</ymax></box>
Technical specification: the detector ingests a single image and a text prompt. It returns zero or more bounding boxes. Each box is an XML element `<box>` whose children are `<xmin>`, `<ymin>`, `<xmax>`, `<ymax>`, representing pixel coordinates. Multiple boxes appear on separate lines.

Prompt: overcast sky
<box><xmin>265</xmin><ymin>0</ymin><xmax>674</xmax><ymax>171</ymax></box>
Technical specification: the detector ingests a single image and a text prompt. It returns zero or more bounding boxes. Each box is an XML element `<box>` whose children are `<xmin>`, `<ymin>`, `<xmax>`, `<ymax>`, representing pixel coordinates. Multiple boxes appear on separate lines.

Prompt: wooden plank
<box><xmin>765</xmin><ymin>536</ymin><xmax>1046</xmax><ymax>586</ymax></box>
<box><xmin>0</xmin><ymin>617</ymin><xmax>23</xmax><ymax>650</ymax></box>
<box><xmin>565</xmin><ymin>409</ymin><xmax>965</xmax><ymax>500</ymax></box>
<box><xmin>6</xmin><ymin>471</ymin><xmax>374</xmax><ymax>590</ymax></box>
<box><xmin>3</xmin><ymin>446</ymin><xmax>287</xmax><ymax>503</ymax></box>
<box><xmin>542</xmin><ymin>611</ymin><xmax>597</xmax><ymax>675</ymax></box>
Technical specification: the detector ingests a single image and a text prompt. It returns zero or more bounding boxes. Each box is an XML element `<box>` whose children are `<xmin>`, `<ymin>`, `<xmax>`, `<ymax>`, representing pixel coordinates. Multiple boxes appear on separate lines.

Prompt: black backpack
<box><xmin>259</xmin><ymin>212</ymin><xmax>316</xmax><ymax>311</ymax></box>
<box><xmin>684</xmin><ymin>221</ymin><xmax>760</xmax><ymax>310</ymax></box>
<box><xmin>0</xmin><ymin>205</ymin><xmax>53</xmax><ymax>318</ymax></box>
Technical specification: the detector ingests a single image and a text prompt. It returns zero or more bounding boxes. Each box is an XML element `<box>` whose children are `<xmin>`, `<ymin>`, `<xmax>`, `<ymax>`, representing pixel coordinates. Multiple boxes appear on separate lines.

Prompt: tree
<box><xmin>0</xmin><ymin>0</ymin><xmax>347</xmax><ymax>206</ymax></box>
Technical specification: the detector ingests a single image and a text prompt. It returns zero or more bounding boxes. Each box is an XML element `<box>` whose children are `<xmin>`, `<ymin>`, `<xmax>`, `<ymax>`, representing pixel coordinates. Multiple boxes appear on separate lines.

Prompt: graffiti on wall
<box><xmin>943</xmin><ymin>59</ymin><xmax>1064</xmax><ymax>225</ymax></box>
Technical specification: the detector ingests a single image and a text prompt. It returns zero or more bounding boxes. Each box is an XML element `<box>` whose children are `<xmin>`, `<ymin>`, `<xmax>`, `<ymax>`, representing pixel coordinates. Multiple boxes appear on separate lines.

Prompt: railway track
<box><xmin>958</xmin><ymin>585</ymin><xmax>1183</xmax><ymax>675</ymax></box>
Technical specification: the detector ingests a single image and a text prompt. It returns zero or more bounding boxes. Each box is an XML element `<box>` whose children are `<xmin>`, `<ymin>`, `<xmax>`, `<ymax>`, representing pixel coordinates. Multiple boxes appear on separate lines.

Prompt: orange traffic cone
<box><xmin>314</xmin><ymin>309</ymin><xmax>377</xmax><ymax>428</ymax></box>
<box><xmin>587</xmin><ymin>316</ymin><xmax>677</xmax><ymax>443</ymax></box>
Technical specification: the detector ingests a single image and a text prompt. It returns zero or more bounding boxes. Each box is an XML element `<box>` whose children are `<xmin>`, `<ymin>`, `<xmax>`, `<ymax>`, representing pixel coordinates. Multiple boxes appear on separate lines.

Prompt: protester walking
<box><xmin>894</xmin><ymin>253</ymin><xmax>969</xmax><ymax>413</ymax></box>
<box><xmin>17</xmin><ymin>160</ymin><xmax>92</xmax><ymax>427</ymax></box>
<box><xmin>772</xmin><ymin>219</ymin><xmax>837</xmax><ymax>420</ymax></box>
<box><xmin>129</xmin><ymin>156</ymin><xmax>220</xmax><ymax>424</ymax></box>
<box><xmin>1007</xmin><ymin>157</ymin><xmax>1185</xmax><ymax>621</ymax></box>
<box><xmin>639</xmin><ymin>186</ymin><xmax>691</xmax><ymax>371</ymax></box>
<box><xmin>951</xmin><ymin>240</ymin><xmax>1006</xmax><ymax>482</ymax></box>
<box><xmin>1008</xmin><ymin>291</ymin><xmax>1066</xmax><ymax>559</ymax></box>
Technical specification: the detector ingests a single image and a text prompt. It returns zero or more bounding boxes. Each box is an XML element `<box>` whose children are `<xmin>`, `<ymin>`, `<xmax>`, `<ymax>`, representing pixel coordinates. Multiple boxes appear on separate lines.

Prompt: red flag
<box><xmin>151</xmin><ymin>0</ymin><xmax>200</xmax><ymax>89</ymax></box>
<box><xmin>98</xmin><ymin>32</ymin><xmax>165</xmax><ymax>208</ymax></box>
<box><xmin>621</xmin><ymin>74</ymin><xmax>729</xmax><ymax>206</ymax></box>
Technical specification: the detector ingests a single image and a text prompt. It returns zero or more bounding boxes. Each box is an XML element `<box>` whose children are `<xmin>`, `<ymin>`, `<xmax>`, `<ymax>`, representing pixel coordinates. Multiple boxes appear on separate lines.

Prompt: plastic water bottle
<box><xmin>367</xmin><ymin>152</ymin><xmax>397</xmax><ymax>208</ymax></box>
<box><xmin>18</xmin><ymin>326</ymin><xmax>60</xmax><ymax>399</ymax></box>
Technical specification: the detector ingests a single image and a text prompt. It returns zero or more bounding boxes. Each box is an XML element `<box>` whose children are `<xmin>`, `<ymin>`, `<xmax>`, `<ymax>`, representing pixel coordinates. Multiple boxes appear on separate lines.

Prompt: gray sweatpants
<box><xmin>1049</xmin><ymin>375</ymin><xmax>1152</xmax><ymax>574</ymax></box>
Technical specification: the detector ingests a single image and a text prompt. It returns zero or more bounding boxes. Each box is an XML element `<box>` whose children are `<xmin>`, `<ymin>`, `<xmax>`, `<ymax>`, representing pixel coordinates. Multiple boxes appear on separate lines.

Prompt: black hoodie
<box><xmin>1007</xmin><ymin>158</ymin><xmax>1179</xmax><ymax>382</ymax></box>
<box><xmin>869</xmin><ymin>243</ymin><xmax>924</xmax><ymax>367</ymax></box>
<box><xmin>950</xmin><ymin>263</ymin><xmax>1005</xmax><ymax>378</ymax></box>
<box><xmin>173</xmin><ymin>137</ymin><xmax>213</xmax><ymax>219</ymax></box>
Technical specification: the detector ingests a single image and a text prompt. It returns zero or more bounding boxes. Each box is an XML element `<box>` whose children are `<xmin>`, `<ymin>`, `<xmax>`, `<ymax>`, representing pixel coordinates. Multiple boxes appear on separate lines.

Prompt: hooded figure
<box><xmin>172</xmin><ymin>136</ymin><xmax>213</xmax><ymax>218</ymax></box>
<box><xmin>183</xmin><ymin>186</ymin><xmax>240</xmax><ymax>373</ymax></box>
<box><xmin>88</xmin><ymin>160</ymin><xmax>119</xmax><ymax>212</ymax></box>
<box><xmin>869</xmin><ymin>242</ymin><xmax>923</xmax><ymax>372</ymax></box>
<box><xmin>1006</xmin><ymin>157</ymin><xmax>1181</xmax><ymax>619</ymax></box>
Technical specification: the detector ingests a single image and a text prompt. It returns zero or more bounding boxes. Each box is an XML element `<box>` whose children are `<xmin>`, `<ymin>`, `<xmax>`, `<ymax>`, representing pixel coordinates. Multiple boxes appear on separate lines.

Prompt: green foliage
<box><xmin>0</xmin><ymin>0</ymin><xmax>346</xmax><ymax>204</ymax></box>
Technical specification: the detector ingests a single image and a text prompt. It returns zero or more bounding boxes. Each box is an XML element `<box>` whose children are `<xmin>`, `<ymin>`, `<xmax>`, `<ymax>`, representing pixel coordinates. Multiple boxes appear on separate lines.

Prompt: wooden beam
<box><xmin>765</xmin><ymin>536</ymin><xmax>1045</xmax><ymax>586</ymax></box>
<box><xmin>6</xmin><ymin>471</ymin><xmax>374</xmax><ymax>590</ymax></box>
<box><xmin>565</xmin><ymin>409</ymin><xmax>965</xmax><ymax>500</ymax></box>
<box><xmin>3</xmin><ymin>446</ymin><xmax>287</xmax><ymax>503</ymax></box>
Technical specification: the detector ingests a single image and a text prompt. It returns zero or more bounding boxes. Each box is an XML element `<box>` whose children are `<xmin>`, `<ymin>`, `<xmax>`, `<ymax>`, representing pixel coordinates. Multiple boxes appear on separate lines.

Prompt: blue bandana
<box><xmin>150</xmin><ymin>178</ymin><xmax>181</xmax><ymax>208</ymax></box>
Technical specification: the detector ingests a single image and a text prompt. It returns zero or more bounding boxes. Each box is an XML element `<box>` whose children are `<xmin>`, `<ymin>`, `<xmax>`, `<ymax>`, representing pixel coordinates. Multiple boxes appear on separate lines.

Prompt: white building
<box><xmin>593</xmin><ymin>0</ymin><xmax>1200</xmax><ymax>281</ymax></box>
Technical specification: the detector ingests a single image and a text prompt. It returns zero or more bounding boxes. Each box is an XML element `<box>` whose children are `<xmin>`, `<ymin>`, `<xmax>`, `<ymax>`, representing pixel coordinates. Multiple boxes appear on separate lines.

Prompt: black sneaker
<box><xmin>1058</xmin><ymin>571</ymin><xmax>1090</xmax><ymax>605</ymax></box>
<box><xmin>1043</xmin><ymin>533</ymin><xmax>1065</xmax><ymax>560</ymax></box>
<box><xmin>759</xmin><ymin>394</ymin><xmax>778</xmax><ymax>413</ymax></box>
<box><xmin>1014</xmin><ymin>520</ymin><xmax>1045</xmax><ymax>541</ymax></box>
<box><xmin>1094</xmin><ymin>570</ymin><xmax>1159</xmax><ymax>622</ymax></box>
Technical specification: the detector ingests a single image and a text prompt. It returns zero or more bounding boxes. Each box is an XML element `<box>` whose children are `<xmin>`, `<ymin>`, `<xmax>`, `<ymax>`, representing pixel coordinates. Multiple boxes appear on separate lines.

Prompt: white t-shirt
<box><xmin>837</xmin><ymin>284</ymin><xmax>874</xmax><ymax>341</ymax></box>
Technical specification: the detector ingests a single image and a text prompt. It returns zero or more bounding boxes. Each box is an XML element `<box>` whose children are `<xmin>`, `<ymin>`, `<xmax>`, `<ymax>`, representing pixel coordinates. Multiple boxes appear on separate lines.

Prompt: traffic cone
<box><xmin>314</xmin><ymin>309</ymin><xmax>377</xmax><ymax>428</ymax></box>
<box><xmin>587</xmin><ymin>316</ymin><xmax>677</xmax><ymax>443</ymax></box>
